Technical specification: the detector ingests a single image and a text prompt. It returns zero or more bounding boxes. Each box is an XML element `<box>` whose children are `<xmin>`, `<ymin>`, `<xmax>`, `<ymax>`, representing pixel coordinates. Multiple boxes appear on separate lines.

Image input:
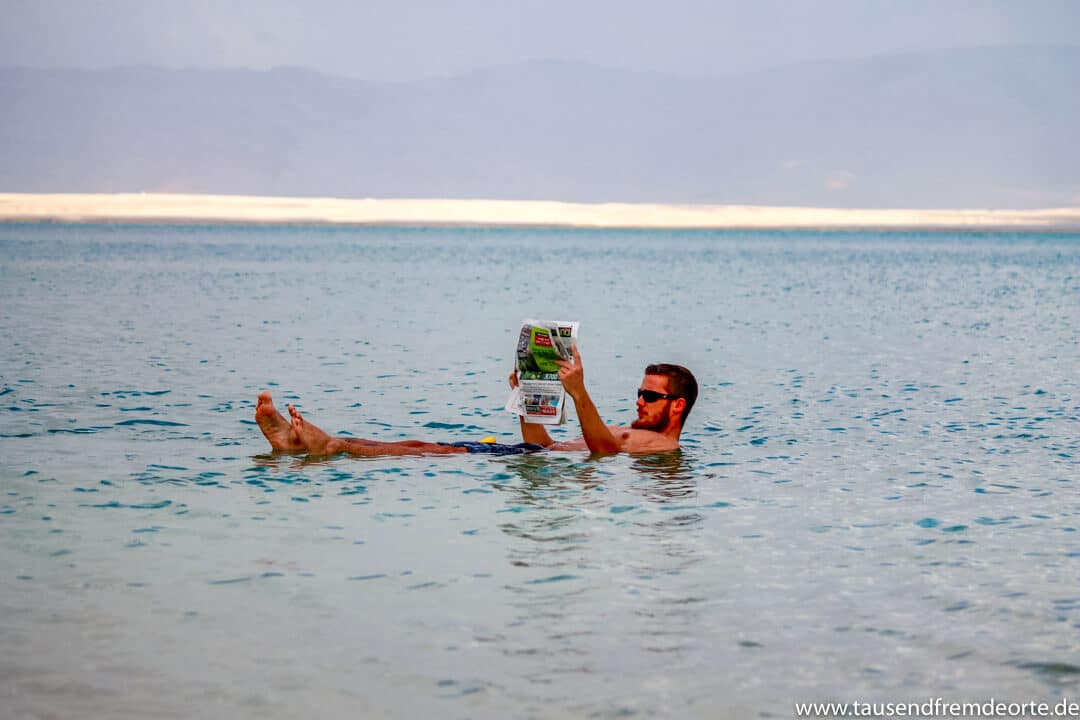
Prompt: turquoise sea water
<box><xmin>1</xmin><ymin>223</ymin><xmax>1078</xmax><ymax>718</ymax></box>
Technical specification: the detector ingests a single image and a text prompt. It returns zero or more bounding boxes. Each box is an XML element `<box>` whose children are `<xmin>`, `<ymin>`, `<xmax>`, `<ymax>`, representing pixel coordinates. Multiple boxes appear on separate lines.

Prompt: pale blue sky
<box><xmin>2</xmin><ymin>0</ymin><xmax>1078</xmax><ymax>80</ymax></box>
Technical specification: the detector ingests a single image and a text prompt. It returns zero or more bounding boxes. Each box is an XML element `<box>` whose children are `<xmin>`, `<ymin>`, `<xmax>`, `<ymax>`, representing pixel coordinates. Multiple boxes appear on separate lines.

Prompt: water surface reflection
<box><xmin>487</xmin><ymin>452</ymin><xmax>712</xmax><ymax>712</ymax></box>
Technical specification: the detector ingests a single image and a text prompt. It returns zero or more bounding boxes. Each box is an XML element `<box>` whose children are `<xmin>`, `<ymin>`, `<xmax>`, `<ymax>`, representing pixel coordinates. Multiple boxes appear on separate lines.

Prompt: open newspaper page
<box><xmin>505</xmin><ymin>320</ymin><xmax>579</xmax><ymax>425</ymax></box>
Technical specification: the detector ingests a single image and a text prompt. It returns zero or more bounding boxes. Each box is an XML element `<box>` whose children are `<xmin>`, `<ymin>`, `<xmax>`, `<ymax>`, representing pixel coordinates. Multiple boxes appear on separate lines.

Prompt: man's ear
<box><xmin>671</xmin><ymin>397</ymin><xmax>687</xmax><ymax>423</ymax></box>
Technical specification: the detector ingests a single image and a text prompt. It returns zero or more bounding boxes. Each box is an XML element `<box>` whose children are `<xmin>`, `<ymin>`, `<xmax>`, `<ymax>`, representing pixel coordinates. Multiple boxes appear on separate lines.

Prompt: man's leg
<box><xmin>286</xmin><ymin>404</ymin><xmax>468</xmax><ymax>457</ymax></box>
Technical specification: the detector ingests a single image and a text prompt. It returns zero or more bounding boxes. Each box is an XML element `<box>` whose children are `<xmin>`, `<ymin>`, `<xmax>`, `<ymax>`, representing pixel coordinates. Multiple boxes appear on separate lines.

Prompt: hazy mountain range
<box><xmin>2</xmin><ymin>45</ymin><xmax>1078</xmax><ymax>208</ymax></box>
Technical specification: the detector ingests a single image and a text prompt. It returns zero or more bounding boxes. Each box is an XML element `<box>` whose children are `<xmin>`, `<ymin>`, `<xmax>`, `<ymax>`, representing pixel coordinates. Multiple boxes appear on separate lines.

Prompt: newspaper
<box><xmin>505</xmin><ymin>320</ymin><xmax>579</xmax><ymax>425</ymax></box>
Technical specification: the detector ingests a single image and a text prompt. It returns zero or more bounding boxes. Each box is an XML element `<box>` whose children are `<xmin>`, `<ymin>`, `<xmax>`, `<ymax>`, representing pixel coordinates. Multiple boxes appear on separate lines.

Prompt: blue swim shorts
<box><xmin>442</xmin><ymin>441</ymin><xmax>545</xmax><ymax>455</ymax></box>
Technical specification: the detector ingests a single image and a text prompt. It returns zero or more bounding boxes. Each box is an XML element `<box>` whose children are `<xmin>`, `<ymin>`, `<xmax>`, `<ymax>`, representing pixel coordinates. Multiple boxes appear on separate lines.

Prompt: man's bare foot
<box><xmin>255</xmin><ymin>391</ymin><xmax>305</xmax><ymax>451</ymax></box>
<box><xmin>288</xmin><ymin>404</ymin><xmax>342</xmax><ymax>455</ymax></box>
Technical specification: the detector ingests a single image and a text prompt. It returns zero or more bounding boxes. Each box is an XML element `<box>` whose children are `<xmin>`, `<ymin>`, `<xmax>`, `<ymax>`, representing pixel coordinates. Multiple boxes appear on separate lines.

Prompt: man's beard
<box><xmin>631</xmin><ymin>403</ymin><xmax>671</xmax><ymax>431</ymax></box>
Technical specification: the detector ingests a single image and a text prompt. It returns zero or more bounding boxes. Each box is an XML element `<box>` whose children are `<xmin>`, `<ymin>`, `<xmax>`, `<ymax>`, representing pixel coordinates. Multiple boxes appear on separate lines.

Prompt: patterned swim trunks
<box><xmin>442</xmin><ymin>441</ymin><xmax>545</xmax><ymax>456</ymax></box>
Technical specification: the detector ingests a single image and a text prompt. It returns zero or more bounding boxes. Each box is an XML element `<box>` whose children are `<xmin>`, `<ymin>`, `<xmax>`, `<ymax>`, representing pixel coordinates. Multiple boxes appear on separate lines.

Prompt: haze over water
<box><xmin>1</xmin><ymin>223</ymin><xmax>1078</xmax><ymax>718</ymax></box>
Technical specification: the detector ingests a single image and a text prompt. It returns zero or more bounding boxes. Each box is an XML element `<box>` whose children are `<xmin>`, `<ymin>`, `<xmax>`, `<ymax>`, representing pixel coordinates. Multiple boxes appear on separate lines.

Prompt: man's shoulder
<box><xmin>607</xmin><ymin>426</ymin><xmax>680</xmax><ymax>452</ymax></box>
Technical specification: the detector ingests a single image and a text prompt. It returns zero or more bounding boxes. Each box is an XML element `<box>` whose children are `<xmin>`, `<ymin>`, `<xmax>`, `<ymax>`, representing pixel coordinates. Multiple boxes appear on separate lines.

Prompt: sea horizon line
<box><xmin>2</xmin><ymin>192</ymin><xmax>1079</xmax><ymax>232</ymax></box>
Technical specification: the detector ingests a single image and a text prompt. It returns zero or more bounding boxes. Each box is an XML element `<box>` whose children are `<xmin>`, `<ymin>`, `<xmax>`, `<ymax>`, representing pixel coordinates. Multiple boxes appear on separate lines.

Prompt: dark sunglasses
<box><xmin>637</xmin><ymin>389</ymin><xmax>681</xmax><ymax>403</ymax></box>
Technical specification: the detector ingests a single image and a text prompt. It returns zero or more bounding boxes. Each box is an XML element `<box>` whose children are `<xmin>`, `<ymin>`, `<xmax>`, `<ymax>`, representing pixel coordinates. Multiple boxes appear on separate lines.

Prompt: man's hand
<box><xmin>556</xmin><ymin>345</ymin><xmax>586</xmax><ymax>399</ymax></box>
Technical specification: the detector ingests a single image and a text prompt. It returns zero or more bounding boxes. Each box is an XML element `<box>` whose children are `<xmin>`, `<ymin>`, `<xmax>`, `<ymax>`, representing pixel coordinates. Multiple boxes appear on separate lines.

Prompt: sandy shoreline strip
<box><xmin>1</xmin><ymin>193</ymin><xmax>1079</xmax><ymax>231</ymax></box>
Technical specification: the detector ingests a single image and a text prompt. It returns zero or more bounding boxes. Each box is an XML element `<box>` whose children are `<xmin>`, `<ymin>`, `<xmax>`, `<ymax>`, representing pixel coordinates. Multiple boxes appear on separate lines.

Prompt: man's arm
<box><xmin>518</xmin><ymin>416</ymin><xmax>556</xmax><ymax>446</ymax></box>
<box><xmin>509</xmin><ymin>371</ymin><xmax>556</xmax><ymax>447</ymax></box>
<box><xmin>557</xmin><ymin>346</ymin><xmax>622</xmax><ymax>455</ymax></box>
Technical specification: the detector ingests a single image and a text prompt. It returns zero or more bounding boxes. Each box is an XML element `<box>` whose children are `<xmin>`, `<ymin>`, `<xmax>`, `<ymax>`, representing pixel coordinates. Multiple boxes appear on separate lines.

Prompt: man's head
<box><xmin>631</xmin><ymin>363</ymin><xmax>698</xmax><ymax>433</ymax></box>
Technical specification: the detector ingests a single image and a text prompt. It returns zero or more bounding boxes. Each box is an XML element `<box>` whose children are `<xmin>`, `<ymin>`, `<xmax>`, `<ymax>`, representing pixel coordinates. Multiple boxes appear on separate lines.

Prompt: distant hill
<box><xmin>2</xmin><ymin>46</ymin><xmax>1078</xmax><ymax>208</ymax></box>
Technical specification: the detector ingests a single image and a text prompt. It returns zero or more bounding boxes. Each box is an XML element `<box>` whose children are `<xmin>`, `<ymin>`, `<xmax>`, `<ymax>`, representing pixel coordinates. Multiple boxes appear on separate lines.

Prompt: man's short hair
<box><xmin>645</xmin><ymin>363</ymin><xmax>698</xmax><ymax>426</ymax></box>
